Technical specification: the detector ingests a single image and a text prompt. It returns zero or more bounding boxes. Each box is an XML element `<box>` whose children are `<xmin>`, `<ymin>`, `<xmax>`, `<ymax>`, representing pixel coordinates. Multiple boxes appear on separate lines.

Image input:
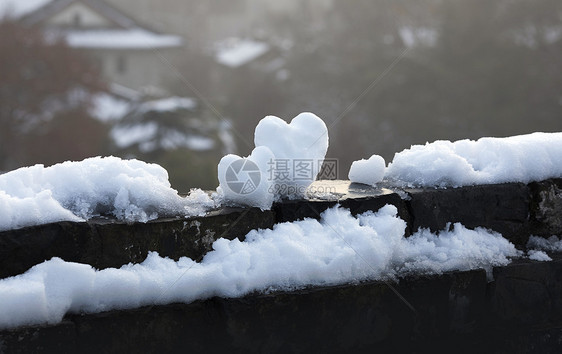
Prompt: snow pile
<box><xmin>528</xmin><ymin>250</ymin><xmax>552</xmax><ymax>262</ymax></box>
<box><xmin>349</xmin><ymin>154</ymin><xmax>386</xmax><ymax>186</ymax></box>
<box><xmin>384</xmin><ymin>132</ymin><xmax>562</xmax><ymax>187</ymax></box>
<box><xmin>0</xmin><ymin>205</ymin><xmax>519</xmax><ymax>329</ymax></box>
<box><xmin>218</xmin><ymin>113</ymin><xmax>329</xmax><ymax>209</ymax></box>
<box><xmin>0</xmin><ymin>156</ymin><xmax>213</xmax><ymax>231</ymax></box>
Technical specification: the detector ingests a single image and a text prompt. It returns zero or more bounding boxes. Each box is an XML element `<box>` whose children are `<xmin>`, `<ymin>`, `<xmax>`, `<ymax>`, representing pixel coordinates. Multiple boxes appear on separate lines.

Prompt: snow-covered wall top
<box><xmin>348</xmin><ymin>132</ymin><xmax>562</xmax><ymax>188</ymax></box>
<box><xmin>384</xmin><ymin>132</ymin><xmax>562</xmax><ymax>187</ymax></box>
<box><xmin>0</xmin><ymin>156</ymin><xmax>213</xmax><ymax>232</ymax></box>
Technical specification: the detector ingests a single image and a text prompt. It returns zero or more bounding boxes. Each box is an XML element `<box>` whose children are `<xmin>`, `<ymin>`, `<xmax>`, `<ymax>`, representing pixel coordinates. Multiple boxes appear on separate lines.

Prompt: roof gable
<box><xmin>21</xmin><ymin>0</ymin><xmax>136</xmax><ymax>29</ymax></box>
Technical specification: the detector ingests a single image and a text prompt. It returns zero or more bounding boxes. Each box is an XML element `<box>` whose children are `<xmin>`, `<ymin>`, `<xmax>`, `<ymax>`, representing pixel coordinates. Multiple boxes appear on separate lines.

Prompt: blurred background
<box><xmin>1</xmin><ymin>0</ymin><xmax>561</xmax><ymax>192</ymax></box>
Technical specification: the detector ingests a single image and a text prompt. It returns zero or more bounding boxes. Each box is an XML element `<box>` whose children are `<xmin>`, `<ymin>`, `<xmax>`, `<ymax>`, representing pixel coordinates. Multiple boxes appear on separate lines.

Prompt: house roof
<box><xmin>0</xmin><ymin>0</ymin><xmax>52</xmax><ymax>18</ymax></box>
<box><xmin>2</xmin><ymin>0</ymin><xmax>183</xmax><ymax>50</ymax></box>
<box><xmin>20</xmin><ymin>0</ymin><xmax>135</xmax><ymax>28</ymax></box>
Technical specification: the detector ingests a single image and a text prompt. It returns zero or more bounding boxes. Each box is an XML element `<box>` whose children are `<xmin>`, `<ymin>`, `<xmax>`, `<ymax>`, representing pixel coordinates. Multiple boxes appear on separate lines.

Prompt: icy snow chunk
<box><xmin>218</xmin><ymin>113</ymin><xmax>329</xmax><ymax>209</ymax></box>
<box><xmin>349</xmin><ymin>154</ymin><xmax>386</xmax><ymax>186</ymax></box>
<box><xmin>0</xmin><ymin>156</ymin><xmax>213</xmax><ymax>231</ymax></box>
<box><xmin>0</xmin><ymin>205</ymin><xmax>520</xmax><ymax>329</ymax></box>
<box><xmin>385</xmin><ymin>132</ymin><xmax>562</xmax><ymax>187</ymax></box>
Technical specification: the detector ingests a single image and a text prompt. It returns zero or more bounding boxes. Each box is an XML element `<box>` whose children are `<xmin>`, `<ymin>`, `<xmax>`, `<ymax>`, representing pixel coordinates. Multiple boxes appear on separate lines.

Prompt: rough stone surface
<box><xmin>405</xmin><ymin>182</ymin><xmax>531</xmax><ymax>245</ymax></box>
<box><xmin>274</xmin><ymin>181</ymin><xmax>409</xmax><ymax>226</ymax></box>
<box><xmin>3</xmin><ymin>256</ymin><xmax>562</xmax><ymax>353</ymax></box>
<box><xmin>0</xmin><ymin>207</ymin><xmax>275</xmax><ymax>279</ymax></box>
<box><xmin>0</xmin><ymin>269</ymin><xmax>488</xmax><ymax>353</ymax></box>
<box><xmin>2</xmin><ymin>178</ymin><xmax>562</xmax><ymax>352</ymax></box>
<box><xmin>529</xmin><ymin>178</ymin><xmax>562</xmax><ymax>237</ymax></box>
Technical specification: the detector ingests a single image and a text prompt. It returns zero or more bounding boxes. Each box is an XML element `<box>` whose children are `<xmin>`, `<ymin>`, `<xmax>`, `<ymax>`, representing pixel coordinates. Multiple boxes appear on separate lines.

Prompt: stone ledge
<box><xmin>1</xmin><ymin>178</ymin><xmax>562</xmax><ymax>279</ymax></box>
<box><xmin>2</xmin><ymin>255</ymin><xmax>562</xmax><ymax>353</ymax></box>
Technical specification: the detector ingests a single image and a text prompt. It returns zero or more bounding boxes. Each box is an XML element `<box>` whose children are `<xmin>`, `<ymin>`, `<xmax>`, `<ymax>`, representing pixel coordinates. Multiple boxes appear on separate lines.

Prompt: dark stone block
<box><xmin>273</xmin><ymin>181</ymin><xmax>410</xmax><ymax>231</ymax></box>
<box><xmin>0</xmin><ymin>320</ymin><xmax>77</xmax><ymax>354</ymax></box>
<box><xmin>0</xmin><ymin>207</ymin><xmax>276</xmax><ymax>279</ymax></box>
<box><xmin>489</xmin><ymin>252</ymin><xmax>562</xmax><ymax>327</ymax></box>
<box><xmin>0</xmin><ymin>269</ymin><xmax>488</xmax><ymax>353</ymax></box>
<box><xmin>406</xmin><ymin>183</ymin><xmax>531</xmax><ymax>245</ymax></box>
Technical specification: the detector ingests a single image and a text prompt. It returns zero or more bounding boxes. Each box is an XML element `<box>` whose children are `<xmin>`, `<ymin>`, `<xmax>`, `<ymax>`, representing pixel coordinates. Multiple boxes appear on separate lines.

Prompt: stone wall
<box><xmin>1</xmin><ymin>179</ymin><xmax>562</xmax><ymax>352</ymax></box>
<box><xmin>2</xmin><ymin>179</ymin><xmax>561</xmax><ymax>279</ymax></box>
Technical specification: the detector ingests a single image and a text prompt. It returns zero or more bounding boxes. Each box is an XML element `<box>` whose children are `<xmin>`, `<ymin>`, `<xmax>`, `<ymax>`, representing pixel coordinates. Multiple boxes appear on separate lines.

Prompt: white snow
<box><xmin>398</xmin><ymin>26</ymin><xmax>438</xmax><ymax>48</ymax></box>
<box><xmin>385</xmin><ymin>132</ymin><xmax>562</xmax><ymax>188</ymax></box>
<box><xmin>349</xmin><ymin>154</ymin><xmax>386</xmax><ymax>186</ymax></box>
<box><xmin>0</xmin><ymin>204</ymin><xmax>520</xmax><ymax>329</ymax></box>
<box><xmin>64</xmin><ymin>28</ymin><xmax>182</xmax><ymax>49</ymax></box>
<box><xmin>111</xmin><ymin>124</ymin><xmax>215</xmax><ymax>153</ymax></box>
<box><xmin>218</xmin><ymin>146</ymin><xmax>276</xmax><ymax>210</ymax></box>
<box><xmin>527</xmin><ymin>235</ymin><xmax>562</xmax><ymax>252</ymax></box>
<box><xmin>137</xmin><ymin>97</ymin><xmax>196</xmax><ymax>114</ymax></box>
<box><xmin>111</xmin><ymin>122</ymin><xmax>159</xmax><ymax>150</ymax></box>
<box><xmin>528</xmin><ymin>250</ymin><xmax>552</xmax><ymax>262</ymax></box>
<box><xmin>215</xmin><ymin>38</ymin><xmax>270</xmax><ymax>68</ymax></box>
<box><xmin>218</xmin><ymin>113</ymin><xmax>329</xmax><ymax>209</ymax></box>
<box><xmin>0</xmin><ymin>156</ymin><xmax>213</xmax><ymax>231</ymax></box>
<box><xmin>0</xmin><ymin>0</ymin><xmax>51</xmax><ymax>18</ymax></box>
<box><xmin>90</xmin><ymin>93</ymin><xmax>131</xmax><ymax>122</ymax></box>
<box><xmin>160</xmin><ymin>131</ymin><xmax>215</xmax><ymax>151</ymax></box>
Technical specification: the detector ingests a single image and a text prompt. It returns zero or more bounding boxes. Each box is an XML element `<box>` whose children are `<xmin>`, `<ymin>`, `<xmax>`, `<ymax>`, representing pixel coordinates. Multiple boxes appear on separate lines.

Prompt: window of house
<box><xmin>73</xmin><ymin>13</ymin><xmax>81</xmax><ymax>27</ymax></box>
<box><xmin>116</xmin><ymin>55</ymin><xmax>127</xmax><ymax>74</ymax></box>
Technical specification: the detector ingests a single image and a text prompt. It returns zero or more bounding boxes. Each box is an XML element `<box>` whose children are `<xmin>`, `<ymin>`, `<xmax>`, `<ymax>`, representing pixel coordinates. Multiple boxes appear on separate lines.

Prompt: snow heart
<box><xmin>217</xmin><ymin>113</ymin><xmax>330</xmax><ymax>209</ymax></box>
<box><xmin>254</xmin><ymin>112</ymin><xmax>329</xmax><ymax>197</ymax></box>
<box><xmin>217</xmin><ymin>146</ymin><xmax>275</xmax><ymax>210</ymax></box>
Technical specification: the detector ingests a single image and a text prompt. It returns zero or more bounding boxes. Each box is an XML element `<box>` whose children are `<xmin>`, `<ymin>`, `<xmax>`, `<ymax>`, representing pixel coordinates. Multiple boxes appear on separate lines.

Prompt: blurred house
<box><xmin>104</xmin><ymin>0</ymin><xmax>334</xmax><ymax>43</ymax></box>
<box><xmin>3</xmin><ymin>0</ymin><xmax>184</xmax><ymax>93</ymax></box>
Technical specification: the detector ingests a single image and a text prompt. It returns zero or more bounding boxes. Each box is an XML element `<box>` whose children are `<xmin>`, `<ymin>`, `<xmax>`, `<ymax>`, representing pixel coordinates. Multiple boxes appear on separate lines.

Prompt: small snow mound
<box><xmin>528</xmin><ymin>250</ymin><xmax>552</xmax><ymax>262</ymax></box>
<box><xmin>349</xmin><ymin>154</ymin><xmax>386</xmax><ymax>186</ymax></box>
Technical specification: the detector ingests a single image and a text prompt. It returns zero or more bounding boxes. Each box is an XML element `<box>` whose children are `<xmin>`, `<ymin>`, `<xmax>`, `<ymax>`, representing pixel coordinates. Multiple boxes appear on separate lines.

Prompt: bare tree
<box><xmin>0</xmin><ymin>20</ymin><xmax>106</xmax><ymax>170</ymax></box>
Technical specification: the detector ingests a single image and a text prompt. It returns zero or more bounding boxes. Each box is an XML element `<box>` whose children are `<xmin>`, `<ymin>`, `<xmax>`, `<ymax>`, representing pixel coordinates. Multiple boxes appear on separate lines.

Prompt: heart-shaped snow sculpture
<box><xmin>254</xmin><ymin>112</ymin><xmax>329</xmax><ymax>196</ymax></box>
<box><xmin>217</xmin><ymin>146</ymin><xmax>275</xmax><ymax>210</ymax></box>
